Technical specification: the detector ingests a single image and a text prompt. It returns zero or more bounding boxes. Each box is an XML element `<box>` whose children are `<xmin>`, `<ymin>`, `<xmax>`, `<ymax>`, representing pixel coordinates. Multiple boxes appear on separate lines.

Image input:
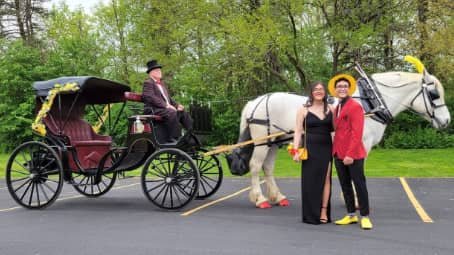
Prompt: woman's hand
<box><xmin>293</xmin><ymin>153</ymin><xmax>300</xmax><ymax>162</ymax></box>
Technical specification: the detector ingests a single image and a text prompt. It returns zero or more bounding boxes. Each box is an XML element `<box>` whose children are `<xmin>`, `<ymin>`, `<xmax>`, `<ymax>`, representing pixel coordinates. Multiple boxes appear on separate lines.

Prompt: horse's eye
<box><xmin>428</xmin><ymin>89</ymin><xmax>440</xmax><ymax>100</ymax></box>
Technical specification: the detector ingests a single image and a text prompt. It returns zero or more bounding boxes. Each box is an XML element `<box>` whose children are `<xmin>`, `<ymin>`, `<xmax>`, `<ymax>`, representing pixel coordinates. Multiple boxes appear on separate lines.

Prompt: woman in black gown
<box><xmin>292</xmin><ymin>82</ymin><xmax>334</xmax><ymax>224</ymax></box>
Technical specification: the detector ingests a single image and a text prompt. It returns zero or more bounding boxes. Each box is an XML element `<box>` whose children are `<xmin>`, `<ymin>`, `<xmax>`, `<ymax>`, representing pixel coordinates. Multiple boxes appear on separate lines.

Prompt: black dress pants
<box><xmin>144</xmin><ymin>107</ymin><xmax>193</xmax><ymax>141</ymax></box>
<box><xmin>334</xmin><ymin>157</ymin><xmax>370</xmax><ymax>216</ymax></box>
<box><xmin>168</xmin><ymin>110</ymin><xmax>193</xmax><ymax>137</ymax></box>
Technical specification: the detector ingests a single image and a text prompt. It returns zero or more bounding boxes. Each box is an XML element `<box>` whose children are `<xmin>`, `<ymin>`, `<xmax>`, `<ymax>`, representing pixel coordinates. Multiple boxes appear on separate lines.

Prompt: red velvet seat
<box><xmin>45</xmin><ymin>118</ymin><xmax>112</xmax><ymax>171</ymax></box>
<box><xmin>124</xmin><ymin>92</ymin><xmax>167</xmax><ymax>138</ymax></box>
<box><xmin>124</xmin><ymin>92</ymin><xmax>163</xmax><ymax>122</ymax></box>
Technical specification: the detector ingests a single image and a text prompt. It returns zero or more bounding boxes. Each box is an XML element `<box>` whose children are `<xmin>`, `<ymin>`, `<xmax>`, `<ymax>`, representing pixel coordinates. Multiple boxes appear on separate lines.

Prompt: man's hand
<box><xmin>343</xmin><ymin>156</ymin><xmax>354</xmax><ymax>165</ymax></box>
<box><xmin>177</xmin><ymin>104</ymin><xmax>184</xmax><ymax>111</ymax></box>
<box><xmin>167</xmin><ymin>104</ymin><xmax>177</xmax><ymax>111</ymax></box>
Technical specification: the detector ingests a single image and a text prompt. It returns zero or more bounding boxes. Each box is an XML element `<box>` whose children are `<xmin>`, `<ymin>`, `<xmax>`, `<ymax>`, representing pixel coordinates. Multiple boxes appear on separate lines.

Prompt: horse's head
<box><xmin>410</xmin><ymin>72</ymin><xmax>451</xmax><ymax>129</ymax></box>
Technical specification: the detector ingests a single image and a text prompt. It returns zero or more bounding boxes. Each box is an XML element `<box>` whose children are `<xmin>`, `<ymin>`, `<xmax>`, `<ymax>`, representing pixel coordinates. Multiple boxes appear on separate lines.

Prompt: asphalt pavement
<box><xmin>0</xmin><ymin>177</ymin><xmax>453</xmax><ymax>255</ymax></box>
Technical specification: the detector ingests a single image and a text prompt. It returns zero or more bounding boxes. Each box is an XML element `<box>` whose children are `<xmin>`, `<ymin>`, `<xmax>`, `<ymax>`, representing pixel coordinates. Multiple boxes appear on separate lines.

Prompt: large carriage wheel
<box><xmin>72</xmin><ymin>149</ymin><xmax>121</xmax><ymax>197</ymax></box>
<box><xmin>6</xmin><ymin>141</ymin><xmax>63</xmax><ymax>209</ymax></box>
<box><xmin>190</xmin><ymin>149</ymin><xmax>223</xmax><ymax>199</ymax></box>
<box><xmin>141</xmin><ymin>148</ymin><xmax>199</xmax><ymax>210</ymax></box>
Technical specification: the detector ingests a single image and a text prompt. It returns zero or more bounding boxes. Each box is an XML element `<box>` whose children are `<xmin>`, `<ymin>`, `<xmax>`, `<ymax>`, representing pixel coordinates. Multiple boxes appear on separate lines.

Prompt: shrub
<box><xmin>383</xmin><ymin>128</ymin><xmax>454</xmax><ymax>149</ymax></box>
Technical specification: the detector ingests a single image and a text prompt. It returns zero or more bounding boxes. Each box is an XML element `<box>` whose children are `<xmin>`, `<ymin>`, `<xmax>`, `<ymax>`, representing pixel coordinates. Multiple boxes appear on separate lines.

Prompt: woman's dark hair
<box><xmin>305</xmin><ymin>81</ymin><xmax>329</xmax><ymax>115</ymax></box>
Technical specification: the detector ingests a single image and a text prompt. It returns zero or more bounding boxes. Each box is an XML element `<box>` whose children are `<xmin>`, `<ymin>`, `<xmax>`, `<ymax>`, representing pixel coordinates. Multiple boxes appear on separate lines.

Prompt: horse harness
<box><xmin>246</xmin><ymin>93</ymin><xmax>294</xmax><ymax>147</ymax></box>
<box><xmin>354</xmin><ymin>77</ymin><xmax>393</xmax><ymax>125</ymax></box>
<box><xmin>409</xmin><ymin>73</ymin><xmax>446</xmax><ymax>126</ymax></box>
<box><xmin>369</xmin><ymin>71</ymin><xmax>446</xmax><ymax>127</ymax></box>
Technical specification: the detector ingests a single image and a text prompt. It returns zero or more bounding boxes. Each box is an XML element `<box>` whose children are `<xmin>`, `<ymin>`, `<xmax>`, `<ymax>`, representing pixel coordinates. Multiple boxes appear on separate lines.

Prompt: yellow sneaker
<box><xmin>335</xmin><ymin>215</ymin><xmax>358</xmax><ymax>225</ymax></box>
<box><xmin>360</xmin><ymin>217</ymin><xmax>373</xmax><ymax>230</ymax></box>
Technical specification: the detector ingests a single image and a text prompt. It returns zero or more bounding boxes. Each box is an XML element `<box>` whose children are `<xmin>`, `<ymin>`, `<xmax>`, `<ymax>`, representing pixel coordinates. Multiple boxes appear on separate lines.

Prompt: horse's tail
<box><xmin>238</xmin><ymin>102</ymin><xmax>252</xmax><ymax>143</ymax></box>
<box><xmin>226</xmin><ymin>102</ymin><xmax>254</xmax><ymax>176</ymax></box>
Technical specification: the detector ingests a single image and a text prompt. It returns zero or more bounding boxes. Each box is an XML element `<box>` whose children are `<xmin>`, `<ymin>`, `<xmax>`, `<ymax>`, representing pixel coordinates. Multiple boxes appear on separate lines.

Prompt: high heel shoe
<box><xmin>320</xmin><ymin>207</ymin><xmax>328</xmax><ymax>224</ymax></box>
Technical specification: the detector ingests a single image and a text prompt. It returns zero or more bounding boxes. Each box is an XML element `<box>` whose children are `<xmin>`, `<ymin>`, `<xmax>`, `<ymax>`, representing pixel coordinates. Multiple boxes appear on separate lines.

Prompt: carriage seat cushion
<box><xmin>124</xmin><ymin>92</ymin><xmax>143</xmax><ymax>102</ymax></box>
<box><xmin>125</xmin><ymin>92</ymin><xmax>163</xmax><ymax>121</ymax></box>
<box><xmin>44</xmin><ymin>118</ymin><xmax>112</xmax><ymax>146</ymax></box>
<box><xmin>43</xmin><ymin>118</ymin><xmax>112</xmax><ymax>170</ymax></box>
<box><xmin>64</xmin><ymin>119</ymin><xmax>111</xmax><ymax>170</ymax></box>
<box><xmin>63</xmin><ymin>119</ymin><xmax>112</xmax><ymax>145</ymax></box>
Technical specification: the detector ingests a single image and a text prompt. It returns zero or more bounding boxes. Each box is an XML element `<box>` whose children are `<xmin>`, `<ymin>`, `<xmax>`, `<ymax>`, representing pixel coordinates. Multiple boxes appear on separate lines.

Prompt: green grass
<box><xmin>1</xmin><ymin>148</ymin><xmax>453</xmax><ymax>179</ymax></box>
<box><xmin>219</xmin><ymin>148</ymin><xmax>454</xmax><ymax>178</ymax></box>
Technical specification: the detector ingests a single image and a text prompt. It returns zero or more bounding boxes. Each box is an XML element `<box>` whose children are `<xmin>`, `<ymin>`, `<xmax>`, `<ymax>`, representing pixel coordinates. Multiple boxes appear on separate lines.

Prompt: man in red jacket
<box><xmin>142</xmin><ymin>60</ymin><xmax>192</xmax><ymax>141</ymax></box>
<box><xmin>328</xmin><ymin>74</ymin><xmax>373</xmax><ymax>230</ymax></box>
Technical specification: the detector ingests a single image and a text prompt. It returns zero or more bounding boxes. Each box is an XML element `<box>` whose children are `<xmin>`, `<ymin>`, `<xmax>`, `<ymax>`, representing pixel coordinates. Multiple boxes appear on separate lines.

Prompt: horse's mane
<box><xmin>371</xmin><ymin>72</ymin><xmax>423</xmax><ymax>88</ymax></box>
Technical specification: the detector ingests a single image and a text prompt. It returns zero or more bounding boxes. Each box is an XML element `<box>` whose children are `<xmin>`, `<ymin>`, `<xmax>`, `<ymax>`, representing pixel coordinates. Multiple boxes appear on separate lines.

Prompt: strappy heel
<box><xmin>320</xmin><ymin>207</ymin><xmax>328</xmax><ymax>224</ymax></box>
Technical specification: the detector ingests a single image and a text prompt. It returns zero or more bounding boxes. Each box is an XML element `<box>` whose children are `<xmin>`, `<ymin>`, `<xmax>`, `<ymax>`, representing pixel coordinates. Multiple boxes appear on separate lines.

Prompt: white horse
<box><xmin>235</xmin><ymin>71</ymin><xmax>451</xmax><ymax>208</ymax></box>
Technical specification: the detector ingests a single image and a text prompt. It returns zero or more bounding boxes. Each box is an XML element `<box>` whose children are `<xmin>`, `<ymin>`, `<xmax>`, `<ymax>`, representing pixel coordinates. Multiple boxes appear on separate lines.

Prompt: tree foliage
<box><xmin>0</xmin><ymin>0</ymin><xmax>452</xmax><ymax>150</ymax></box>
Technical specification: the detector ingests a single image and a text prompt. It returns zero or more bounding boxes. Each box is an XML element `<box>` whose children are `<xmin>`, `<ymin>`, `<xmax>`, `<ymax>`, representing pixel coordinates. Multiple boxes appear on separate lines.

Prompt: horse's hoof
<box><xmin>257</xmin><ymin>201</ymin><xmax>272</xmax><ymax>209</ymax></box>
<box><xmin>278</xmin><ymin>198</ymin><xmax>290</xmax><ymax>207</ymax></box>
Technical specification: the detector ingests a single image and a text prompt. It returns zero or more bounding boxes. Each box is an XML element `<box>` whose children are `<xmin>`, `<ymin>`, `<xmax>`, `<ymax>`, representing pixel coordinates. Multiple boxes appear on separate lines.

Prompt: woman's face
<box><xmin>312</xmin><ymin>84</ymin><xmax>326</xmax><ymax>101</ymax></box>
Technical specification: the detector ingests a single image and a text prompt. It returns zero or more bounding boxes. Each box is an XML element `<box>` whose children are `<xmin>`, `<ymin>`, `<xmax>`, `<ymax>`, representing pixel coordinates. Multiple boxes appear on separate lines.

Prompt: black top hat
<box><xmin>146</xmin><ymin>59</ymin><xmax>162</xmax><ymax>73</ymax></box>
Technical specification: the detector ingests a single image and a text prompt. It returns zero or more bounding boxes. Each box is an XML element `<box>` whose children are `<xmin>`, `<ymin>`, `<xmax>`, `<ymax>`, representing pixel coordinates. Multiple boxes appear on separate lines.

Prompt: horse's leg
<box><xmin>263</xmin><ymin>145</ymin><xmax>289</xmax><ymax>206</ymax></box>
<box><xmin>248</xmin><ymin>146</ymin><xmax>271</xmax><ymax>208</ymax></box>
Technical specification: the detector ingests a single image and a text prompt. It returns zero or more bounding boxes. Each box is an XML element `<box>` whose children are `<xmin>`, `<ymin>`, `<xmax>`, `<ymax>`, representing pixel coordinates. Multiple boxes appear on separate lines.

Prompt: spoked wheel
<box><xmin>141</xmin><ymin>148</ymin><xmax>199</xmax><ymax>210</ymax></box>
<box><xmin>6</xmin><ymin>141</ymin><xmax>63</xmax><ymax>209</ymax></box>
<box><xmin>72</xmin><ymin>149</ymin><xmax>122</xmax><ymax>197</ymax></box>
<box><xmin>190</xmin><ymin>149</ymin><xmax>223</xmax><ymax>199</ymax></box>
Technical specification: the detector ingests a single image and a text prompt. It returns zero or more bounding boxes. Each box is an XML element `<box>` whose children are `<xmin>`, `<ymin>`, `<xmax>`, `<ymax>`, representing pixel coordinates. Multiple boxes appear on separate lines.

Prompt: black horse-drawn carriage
<box><xmin>5</xmin><ymin>77</ymin><xmax>222</xmax><ymax>210</ymax></box>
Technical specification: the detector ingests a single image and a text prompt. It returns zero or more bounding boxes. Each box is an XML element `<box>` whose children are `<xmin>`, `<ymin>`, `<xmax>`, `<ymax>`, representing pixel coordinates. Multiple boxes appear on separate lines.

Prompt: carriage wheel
<box><xmin>72</xmin><ymin>149</ymin><xmax>121</xmax><ymax>197</ymax></box>
<box><xmin>6</xmin><ymin>141</ymin><xmax>63</xmax><ymax>209</ymax></box>
<box><xmin>141</xmin><ymin>148</ymin><xmax>199</xmax><ymax>210</ymax></box>
<box><xmin>190</xmin><ymin>149</ymin><xmax>223</xmax><ymax>199</ymax></box>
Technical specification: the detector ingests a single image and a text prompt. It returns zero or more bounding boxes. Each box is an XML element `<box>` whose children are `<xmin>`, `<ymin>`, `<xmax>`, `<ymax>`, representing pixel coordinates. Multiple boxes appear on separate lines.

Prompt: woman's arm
<box><xmin>292</xmin><ymin>106</ymin><xmax>306</xmax><ymax>160</ymax></box>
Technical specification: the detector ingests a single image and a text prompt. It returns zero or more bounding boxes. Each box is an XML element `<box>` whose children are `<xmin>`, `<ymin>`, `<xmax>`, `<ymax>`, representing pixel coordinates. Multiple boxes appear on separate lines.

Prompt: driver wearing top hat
<box><xmin>142</xmin><ymin>59</ymin><xmax>193</xmax><ymax>141</ymax></box>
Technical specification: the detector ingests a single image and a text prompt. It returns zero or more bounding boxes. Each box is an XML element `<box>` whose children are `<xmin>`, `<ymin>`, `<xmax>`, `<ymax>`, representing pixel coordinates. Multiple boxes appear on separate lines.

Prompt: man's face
<box><xmin>335</xmin><ymin>80</ymin><xmax>350</xmax><ymax>99</ymax></box>
<box><xmin>149</xmin><ymin>68</ymin><xmax>162</xmax><ymax>80</ymax></box>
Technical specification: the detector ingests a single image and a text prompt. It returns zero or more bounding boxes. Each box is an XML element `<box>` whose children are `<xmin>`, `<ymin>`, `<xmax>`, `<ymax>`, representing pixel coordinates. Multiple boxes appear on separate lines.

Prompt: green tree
<box><xmin>0</xmin><ymin>41</ymin><xmax>45</xmax><ymax>151</ymax></box>
<box><xmin>45</xmin><ymin>4</ymin><xmax>105</xmax><ymax>76</ymax></box>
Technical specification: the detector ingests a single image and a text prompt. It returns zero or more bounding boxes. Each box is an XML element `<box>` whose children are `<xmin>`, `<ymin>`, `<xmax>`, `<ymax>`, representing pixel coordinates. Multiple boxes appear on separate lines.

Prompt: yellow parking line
<box><xmin>181</xmin><ymin>180</ymin><xmax>265</xmax><ymax>217</ymax></box>
<box><xmin>0</xmin><ymin>182</ymin><xmax>140</xmax><ymax>213</ymax></box>
<box><xmin>399</xmin><ymin>177</ymin><xmax>433</xmax><ymax>223</ymax></box>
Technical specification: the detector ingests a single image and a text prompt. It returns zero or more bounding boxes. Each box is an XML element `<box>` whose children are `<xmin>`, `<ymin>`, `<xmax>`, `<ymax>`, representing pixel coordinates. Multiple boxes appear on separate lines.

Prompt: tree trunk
<box><xmin>332</xmin><ymin>42</ymin><xmax>339</xmax><ymax>75</ymax></box>
<box><xmin>14</xmin><ymin>0</ymin><xmax>26</xmax><ymax>41</ymax></box>
<box><xmin>417</xmin><ymin>0</ymin><xmax>432</xmax><ymax>72</ymax></box>
<box><xmin>383</xmin><ymin>29</ymin><xmax>393</xmax><ymax>70</ymax></box>
<box><xmin>111</xmin><ymin>0</ymin><xmax>129</xmax><ymax>84</ymax></box>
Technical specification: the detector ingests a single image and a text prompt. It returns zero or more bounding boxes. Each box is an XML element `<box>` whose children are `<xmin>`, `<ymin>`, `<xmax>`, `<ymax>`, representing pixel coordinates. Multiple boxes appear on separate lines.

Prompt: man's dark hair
<box><xmin>335</xmin><ymin>77</ymin><xmax>351</xmax><ymax>87</ymax></box>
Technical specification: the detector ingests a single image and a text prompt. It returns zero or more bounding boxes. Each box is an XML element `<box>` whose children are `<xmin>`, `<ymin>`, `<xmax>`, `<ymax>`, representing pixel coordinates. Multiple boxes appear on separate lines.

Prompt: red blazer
<box><xmin>333</xmin><ymin>98</ymin><xmax>367</xmax><ymax>159</ymax></box>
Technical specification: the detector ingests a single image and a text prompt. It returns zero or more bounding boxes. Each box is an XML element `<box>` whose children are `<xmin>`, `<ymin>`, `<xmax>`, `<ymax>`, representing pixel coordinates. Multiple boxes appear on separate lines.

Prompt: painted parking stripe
<box><xmin>181</xmin><ymin>180</ymin><xmax>265</xmax><ymax>217</ymax></box>
<box><xmin>0</xmin><ymin>182</ymin><xmax>140</xmax><ymax>213</ymax></box>
<box><xmin>399</xmin><ymin>177</ymin><xmax>433</xmax><ymax>223</ymax></box>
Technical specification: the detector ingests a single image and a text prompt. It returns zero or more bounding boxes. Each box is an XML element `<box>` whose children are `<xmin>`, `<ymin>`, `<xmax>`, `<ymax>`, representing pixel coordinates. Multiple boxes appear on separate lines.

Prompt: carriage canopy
<box><xmin>33</xmin><ymin>76</ymin><xmax>131</xmax><ymax>104</ymax></box>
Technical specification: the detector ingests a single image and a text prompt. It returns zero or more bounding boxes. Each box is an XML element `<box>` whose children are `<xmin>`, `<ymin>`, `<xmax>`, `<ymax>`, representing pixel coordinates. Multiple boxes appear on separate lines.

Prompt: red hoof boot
<box><xmin>279</xmin><ymin>199</ymin><xmax>290</xmax><ymax>207</ymax></box>
<box><xmin>257</xmin><ymin>201</ymin><xmax>272</xmax><ymax>209</ymax></box>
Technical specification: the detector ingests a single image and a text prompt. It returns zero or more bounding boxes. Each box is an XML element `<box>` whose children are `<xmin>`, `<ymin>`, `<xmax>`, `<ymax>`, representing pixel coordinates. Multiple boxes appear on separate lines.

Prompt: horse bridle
<box><xmin>408</xmin><ymin>76</ymin><xmax>446</xmax><ymax>126</ymax></box>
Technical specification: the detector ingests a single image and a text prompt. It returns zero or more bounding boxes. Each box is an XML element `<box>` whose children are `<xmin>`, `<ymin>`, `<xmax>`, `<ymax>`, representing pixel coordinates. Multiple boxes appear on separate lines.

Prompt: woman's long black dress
<box><xmin>301</xmin><ymin>111</ymin><xmax>333</xmax><ymax>224</ymax></box>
